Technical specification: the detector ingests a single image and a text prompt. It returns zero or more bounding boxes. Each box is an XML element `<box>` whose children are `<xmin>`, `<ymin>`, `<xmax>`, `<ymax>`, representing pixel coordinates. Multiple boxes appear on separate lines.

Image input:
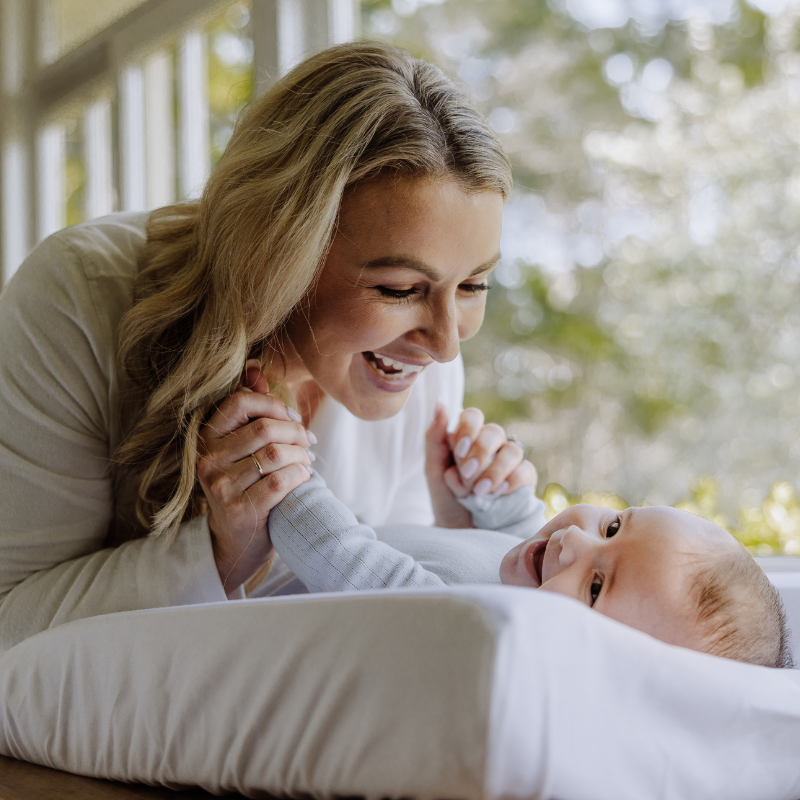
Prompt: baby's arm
<box><xmin>268</xmin><ymin>472</ymin><xmax>446</xmax><ymax>593</ymax></box>
<box><xmin>457</xmin><ymin>487</ymin><xmax>548</xmax><ymax>540</ymax></box>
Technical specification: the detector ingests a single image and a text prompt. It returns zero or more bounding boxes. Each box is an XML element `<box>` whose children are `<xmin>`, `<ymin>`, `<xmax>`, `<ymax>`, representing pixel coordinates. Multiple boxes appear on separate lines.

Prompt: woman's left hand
<box><xmin>425</xmin><ymin>405</ymin><xmax>538</xmax><ymax>528</ymax></box>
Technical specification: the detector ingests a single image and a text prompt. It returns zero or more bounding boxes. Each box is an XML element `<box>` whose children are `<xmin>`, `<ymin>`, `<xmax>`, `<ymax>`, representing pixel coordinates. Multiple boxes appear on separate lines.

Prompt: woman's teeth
<box><xmin>366</xmin><ymin>352</ymin><xmax>422</xmax><ymax>380</ymax></box>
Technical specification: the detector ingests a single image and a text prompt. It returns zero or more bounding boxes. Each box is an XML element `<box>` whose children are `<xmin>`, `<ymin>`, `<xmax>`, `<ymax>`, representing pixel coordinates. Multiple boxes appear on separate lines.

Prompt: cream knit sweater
<box><xmin>0</xmin><ymin>213</ymin><xmax>464</xmax><ymax>653</ymax></box>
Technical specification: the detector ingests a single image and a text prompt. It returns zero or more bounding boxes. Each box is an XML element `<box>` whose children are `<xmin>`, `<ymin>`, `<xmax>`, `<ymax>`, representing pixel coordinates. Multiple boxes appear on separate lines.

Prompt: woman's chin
<box><xmin>344</xmin><ymin>389</ymin><xmax>412</xmax><ymax>421</ymax></box>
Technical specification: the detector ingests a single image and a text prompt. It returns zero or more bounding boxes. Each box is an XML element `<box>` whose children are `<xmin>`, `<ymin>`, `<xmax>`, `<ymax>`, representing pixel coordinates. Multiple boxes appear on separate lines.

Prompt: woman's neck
<box><xmin>292</xmin><ymin>380</ymin><xmax>325</xmax><ymax>428</ymax></box>
<box><xmin>263</xmin><ymin>332</ymin><xmax>324</xmax><ymax>428</ymax></box>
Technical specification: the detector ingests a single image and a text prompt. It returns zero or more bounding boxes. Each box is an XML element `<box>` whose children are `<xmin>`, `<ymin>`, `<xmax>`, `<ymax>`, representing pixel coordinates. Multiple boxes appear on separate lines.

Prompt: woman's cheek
<box><xmin>458</xmin><ymin>298</ymin><xmax>489</xmax><ymax>341</ymax></box>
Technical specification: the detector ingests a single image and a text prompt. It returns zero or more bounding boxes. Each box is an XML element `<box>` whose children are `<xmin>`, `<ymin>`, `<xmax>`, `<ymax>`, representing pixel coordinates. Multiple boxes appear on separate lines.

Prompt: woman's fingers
<box><xmin>246</xmin><ymin>462</ymin><xmax>312</xmax><ymax>513</ymax></box>
<box><xmin>469</xmin><ymin>441</ymin><xmax>525</xmax><ymax>496</ymax></box>
<box><xmin>449</xmin><ymin>408</ymin><xmax>485</xmax><ymax>463</ymax></box>
<box><xmin>237</xmin><ymin>443</ymin><xmax>311</xmax><ymax>490</ymax></box>
<box><xmin>503</xmin><ymin>458</ymin><xmax>538</xmax><ymax>495</ymax></box>
<box><xmin>202</xmin><ymin>390</ymin><xmax>302</xmax><ymax>441</ymax></box>
<box><xmin>208</xmin><ymin>415</ymin><xmax>312</xmax><ymax>464</ymax></box>
<box><xmin>444</xmin><ymin>407</ymin><xmax>538</xmax><ymax>499</ymax></box>
<box><xmin>443</xmin><ymin>465</ymin><xmax>469</xmax><ymax>498</ymax></box>
<box><xmin>455</xmin><ymin>421</ymin><xmax>506</xmax><ymax>488</ymax></box>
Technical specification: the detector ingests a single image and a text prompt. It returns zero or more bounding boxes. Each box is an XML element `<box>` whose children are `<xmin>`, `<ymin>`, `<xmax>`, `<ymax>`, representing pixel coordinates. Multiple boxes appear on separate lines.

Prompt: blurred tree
<box><xmin>207</xmin><ymin>1</ymin><xmax>255</xmax><ymax>168</ymax></box>
<box><xmin>362</xmin><ymin>0</ymin><xmax>800</xmax><ymax>536</ymax></box>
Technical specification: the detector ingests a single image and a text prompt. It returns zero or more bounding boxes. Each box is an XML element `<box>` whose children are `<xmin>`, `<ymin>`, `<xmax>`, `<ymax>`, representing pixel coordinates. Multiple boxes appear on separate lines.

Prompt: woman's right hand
<box><xmin>197</xmin><ymin>362</ymin><xmax>313</xmax><ymax>592</ymax></box>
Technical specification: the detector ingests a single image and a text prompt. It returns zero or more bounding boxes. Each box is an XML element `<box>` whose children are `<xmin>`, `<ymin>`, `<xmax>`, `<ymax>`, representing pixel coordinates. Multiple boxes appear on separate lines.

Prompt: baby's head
<box><xmin>500</xmin><ymin>503</ymin><xmax>794</xmax><ymax>668</ymax></box>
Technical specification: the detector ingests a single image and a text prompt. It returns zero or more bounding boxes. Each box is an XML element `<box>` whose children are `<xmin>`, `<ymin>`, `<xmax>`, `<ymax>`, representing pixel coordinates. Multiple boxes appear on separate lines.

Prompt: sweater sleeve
<box><xmin>0</xmin><ymin>226</ymin><xmax>228</xmax><ymax>654</ymax></box>
<box><xmin>457</xmin><ymin>487</ymin><xmax>548</xmax><ymax>540</ymax></box>
<box><xmin>268</xmin><ymin>472</ymin><xmax>446</xmax><ymax>592</ymax></box>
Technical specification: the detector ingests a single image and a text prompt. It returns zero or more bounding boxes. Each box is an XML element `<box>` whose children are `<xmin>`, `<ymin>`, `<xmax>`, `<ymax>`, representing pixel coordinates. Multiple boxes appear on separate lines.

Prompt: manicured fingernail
<box><xmin>307</xmin><ymin>430</ymin><xmax>318</xmax><ymax>445</ymax></box>
<box><xmin>492</xmin><ymin>481</ymin><xmax>510</xmax><ymax>497</ymax></box>
<box><xmin>306</xmin><ymin>465</ymin><xmax>314</xmax><ymax>475</ymax></box>
<box><xmin>460</xmin><ymin>458</ymin><xmax>479</xmax><ymax>479</ymax></box>
<box><xmin>454</xmin><ymin>436</ymin><xmax>471</xmax><ymax>459</ymax></box>
<box><xmin>473</xmin><ymin>478</ymin><xmax>492</xmax><ymax>496</ymax></box>
<box><xmin>287</xmin><ymin>407</ymin><xmax>302</xmax><ymax>423</ymax></box>
<box><xmin>307</xmin><ymin>450</ymin><xmax>316</xmax><ymax>461</ymax></box>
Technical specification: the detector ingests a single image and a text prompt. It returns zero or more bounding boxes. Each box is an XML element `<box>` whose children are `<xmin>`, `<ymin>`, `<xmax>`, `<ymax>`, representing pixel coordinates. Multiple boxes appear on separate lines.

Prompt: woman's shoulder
<box><xmin>24</xmin><ymin>211</ymin><xmax>150</xmax><ymax>284</ymax></box>
<box><xmin>3</xmin><ymin>212</ymin><xmax>152</xmax><ymax>349</ymax></box>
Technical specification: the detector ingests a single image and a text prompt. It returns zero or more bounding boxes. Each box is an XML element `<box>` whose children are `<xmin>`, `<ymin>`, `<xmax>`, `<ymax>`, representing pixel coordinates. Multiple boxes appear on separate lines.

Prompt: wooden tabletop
<box><xmin>0</xmin><ymin>755</ymin><xmax>248</xmax><ymax>799</ymax></box>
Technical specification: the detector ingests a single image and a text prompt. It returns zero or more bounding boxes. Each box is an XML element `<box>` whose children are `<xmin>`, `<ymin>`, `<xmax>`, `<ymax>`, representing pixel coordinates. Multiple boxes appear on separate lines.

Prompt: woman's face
<box><xmin>282</xmin><ymin>175</ymin><xmax>504</xmax><ymax>420</ymax></box>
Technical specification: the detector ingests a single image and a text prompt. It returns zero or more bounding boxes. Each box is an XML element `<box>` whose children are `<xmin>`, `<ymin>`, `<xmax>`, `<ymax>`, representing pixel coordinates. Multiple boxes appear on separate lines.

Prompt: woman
<box><xmin>0</xmin><ymin>42</ymin><xmax>536</xmax><ymax>652</ymax></box>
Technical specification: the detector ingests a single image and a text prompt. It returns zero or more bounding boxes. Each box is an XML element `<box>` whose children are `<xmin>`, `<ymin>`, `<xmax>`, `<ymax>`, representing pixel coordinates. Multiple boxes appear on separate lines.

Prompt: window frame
<box><xmin>0</xmin><ymin>0</ymin><xmax>358</xmax><ymax>283</ymax></box>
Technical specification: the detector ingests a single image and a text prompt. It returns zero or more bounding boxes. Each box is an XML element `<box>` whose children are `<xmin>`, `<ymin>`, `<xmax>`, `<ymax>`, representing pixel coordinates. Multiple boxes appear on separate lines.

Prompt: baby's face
<box><xmin>499</xmin><ymin>504</ymin><xmax>737</xmax><ymax>647</ymax></box>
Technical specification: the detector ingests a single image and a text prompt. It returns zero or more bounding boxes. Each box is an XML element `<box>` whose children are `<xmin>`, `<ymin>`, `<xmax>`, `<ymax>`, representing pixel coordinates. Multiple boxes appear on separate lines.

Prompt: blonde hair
<box><xmin>115</xmin><ymin>41</ymin><xmax>512</xmax><ymax>539</ymax></box>
<box><xmin>691</xmin><ymin>546</ymin><xmax>794</xmax><ymax>668</ymax></box>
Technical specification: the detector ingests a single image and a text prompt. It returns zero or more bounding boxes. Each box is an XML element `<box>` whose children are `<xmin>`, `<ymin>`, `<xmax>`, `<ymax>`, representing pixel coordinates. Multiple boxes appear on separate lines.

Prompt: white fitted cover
<box><xmin>1</xmin><ymin>586</ymin><xmax>800</xmax><ymax>800</ymax></box>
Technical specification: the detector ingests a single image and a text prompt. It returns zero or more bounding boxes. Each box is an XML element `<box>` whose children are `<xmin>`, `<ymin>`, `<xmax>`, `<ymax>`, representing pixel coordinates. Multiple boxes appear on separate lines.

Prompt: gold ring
<box><xmin>251</xmin><ymin>453</ymin><xmax>264</xmax><ymax>476</ymax></box>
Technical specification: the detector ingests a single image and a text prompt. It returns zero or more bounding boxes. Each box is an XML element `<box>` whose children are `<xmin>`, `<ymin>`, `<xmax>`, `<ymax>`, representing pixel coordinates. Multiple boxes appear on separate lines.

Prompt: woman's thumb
<box><xmin>426</xmin><ymin>401</ymin><xmax>449</xmax><ymax>445</ymax></box>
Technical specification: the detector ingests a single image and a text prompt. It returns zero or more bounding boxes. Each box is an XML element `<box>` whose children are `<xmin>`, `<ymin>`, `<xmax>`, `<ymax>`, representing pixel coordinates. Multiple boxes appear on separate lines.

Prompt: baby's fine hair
<box><xmin>691</xmin><ymin>544</ymin><xmax>794</xmax><ymax>669</ymax></box>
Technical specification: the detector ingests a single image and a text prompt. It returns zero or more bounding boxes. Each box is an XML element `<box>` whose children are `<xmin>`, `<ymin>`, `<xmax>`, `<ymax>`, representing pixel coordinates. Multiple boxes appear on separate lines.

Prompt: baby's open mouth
<box><xmin>530</xmin><ymin>540</ymin><xmax>547</xmax><ymax>587</ymax></box>
<box><xmin>363</xmin><ymin>351</ymin><xmax>423</xmax><ymax>381</ymax></box>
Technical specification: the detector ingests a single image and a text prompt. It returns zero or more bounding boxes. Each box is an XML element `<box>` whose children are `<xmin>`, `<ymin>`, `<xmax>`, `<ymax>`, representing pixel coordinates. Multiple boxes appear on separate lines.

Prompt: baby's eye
<box><xmin>590</xmin><ymin>576</ymin><xmax>603</xmax><ymax>606</ymax></box>
<box><xmin>606</xmin><ymin>516</ymin><xmax>621</xmax><ymax>538</ymax></box>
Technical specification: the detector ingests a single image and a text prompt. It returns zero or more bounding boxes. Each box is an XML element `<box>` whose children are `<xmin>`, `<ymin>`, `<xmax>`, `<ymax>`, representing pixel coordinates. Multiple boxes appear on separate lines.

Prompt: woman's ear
<box><xmin>244</xmin><ymin>359</ymin><xmax>270</xmax><ymax>395</ymax></box>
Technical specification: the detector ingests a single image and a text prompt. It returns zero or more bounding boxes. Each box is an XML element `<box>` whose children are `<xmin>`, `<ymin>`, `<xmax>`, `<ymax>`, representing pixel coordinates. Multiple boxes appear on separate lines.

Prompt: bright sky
<box><xmin>564</xmin><ymin>0</ymin><xmax>788</xmax><ymax>29</ymax></box>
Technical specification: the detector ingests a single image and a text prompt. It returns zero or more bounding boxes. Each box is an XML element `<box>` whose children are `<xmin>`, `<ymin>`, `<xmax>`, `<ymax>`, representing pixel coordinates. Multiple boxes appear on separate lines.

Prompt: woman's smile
<box><xmin>360</xmin><ymin>351</ymin><xmax>426</xmax><ymax>393</ymax></box>
<box><xmin>363</xmin><ymin>351</ymin><xmax>427</xmax><ymax>379</ymax></box>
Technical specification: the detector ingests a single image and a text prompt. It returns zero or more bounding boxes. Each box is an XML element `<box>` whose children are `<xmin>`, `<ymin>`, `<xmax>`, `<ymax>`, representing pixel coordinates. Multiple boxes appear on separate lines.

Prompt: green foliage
<box><xmin>543</xmin><ymin>474</ymin><xmax>800</xmax><ymax>556</ymax></box>
<box><xmin>363</xmin><ymin>0</ymin><xmax>800</xmax><ymax>519</ymax></box>
<box><xmin>207</xmin><ymin>2</ymin><xmax>255</xmax><ymax>168</ymax></box>
<box><xmin>64</xmin><ymin>116</ymin><xmax>86</xmax><ymax>227</ymax></box>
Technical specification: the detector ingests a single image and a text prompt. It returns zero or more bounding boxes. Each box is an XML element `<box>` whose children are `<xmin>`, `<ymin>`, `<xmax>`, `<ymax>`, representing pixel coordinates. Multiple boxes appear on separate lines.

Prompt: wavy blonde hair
<box><xmin>116</xmin><ymin>40</ymin><xmax>512</xmax><ymax>539</ymax></box>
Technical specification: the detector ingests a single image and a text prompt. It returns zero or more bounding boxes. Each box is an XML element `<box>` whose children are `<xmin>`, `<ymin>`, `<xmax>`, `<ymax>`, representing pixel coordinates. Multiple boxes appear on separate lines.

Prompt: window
<box><xmin>0</xmin><ymin>0</ymin><xmax>358</xmax><ymax>283</ymax></box>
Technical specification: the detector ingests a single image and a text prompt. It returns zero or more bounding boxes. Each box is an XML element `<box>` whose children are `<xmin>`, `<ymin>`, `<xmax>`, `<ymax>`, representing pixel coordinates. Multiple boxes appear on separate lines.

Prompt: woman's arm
<box><xmin>0</xmin><ymin>223</ymin><xmax>276</xmax><ymax>652</ymax></box>
<box><xmin>268</xmin><ymin>472</ymin><xmax>446</xmax><ymax>592</ymax></box>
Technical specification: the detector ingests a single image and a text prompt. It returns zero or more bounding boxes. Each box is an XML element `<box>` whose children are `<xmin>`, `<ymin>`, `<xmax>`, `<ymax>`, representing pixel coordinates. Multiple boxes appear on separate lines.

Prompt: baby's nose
<box><xmin>557</xmin><ymin>526</ymin><xmax>597</xmax><ymax>568</ymax></box>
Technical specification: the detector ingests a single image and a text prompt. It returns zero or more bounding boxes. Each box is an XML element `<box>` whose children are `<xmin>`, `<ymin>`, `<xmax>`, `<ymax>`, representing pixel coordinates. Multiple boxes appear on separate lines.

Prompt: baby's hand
<box><xmin>425</xmin><ymin>405</ymin><xmax>538</xmax><ymax>528</ymax></box>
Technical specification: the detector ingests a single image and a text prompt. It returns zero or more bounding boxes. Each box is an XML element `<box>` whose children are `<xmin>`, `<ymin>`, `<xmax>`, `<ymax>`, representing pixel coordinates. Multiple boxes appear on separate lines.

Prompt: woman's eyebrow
<box><xmin>360</xmin><ymin>253</ymin><xmax>501</xmax><ymax>281</ymax></box>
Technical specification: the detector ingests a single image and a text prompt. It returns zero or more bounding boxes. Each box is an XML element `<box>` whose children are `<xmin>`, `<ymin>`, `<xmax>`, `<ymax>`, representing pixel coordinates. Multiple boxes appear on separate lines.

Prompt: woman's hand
<box><xmin>197</xmin><ymin>360</ymin><xmax>313</xmax><ymax>592</ymax></box>
<box><xmin>425</xmin><ymin>405</ymin><xmax>538</xmax><ymax>528</ymax></box>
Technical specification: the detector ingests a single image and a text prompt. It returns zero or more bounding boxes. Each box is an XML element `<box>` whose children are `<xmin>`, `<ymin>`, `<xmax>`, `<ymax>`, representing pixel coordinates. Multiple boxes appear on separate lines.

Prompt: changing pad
<box><xmin>1</xmin><ymin>586</ymin><xmax>800</xmax><ymax>800</ymax></box>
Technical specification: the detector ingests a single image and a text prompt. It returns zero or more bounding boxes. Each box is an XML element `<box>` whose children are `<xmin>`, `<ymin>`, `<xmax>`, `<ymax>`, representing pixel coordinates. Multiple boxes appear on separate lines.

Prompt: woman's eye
<box><xmin>375</xmin><ymin>286</ymin><xmax>418</xmax><ymax>300</ymax></box>
<box><xmin>606</xmin><ymin>517</ymin><xmax>621</xmax><ymax>538</ymax></box>
<box><xmin>460</xmin><ymin>282</ymin><xmax>490</xmax><ymax>294</ymax></box>
<box><xmin>590</xmin><ymin>576</ymin><xmax>603</xmax><ymax>606</ymax></box>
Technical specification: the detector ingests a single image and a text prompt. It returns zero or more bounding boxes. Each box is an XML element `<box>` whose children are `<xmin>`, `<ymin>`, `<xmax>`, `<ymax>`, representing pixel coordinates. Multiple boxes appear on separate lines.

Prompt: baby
<box><xmin>269</xmin><ymin>471</ymin><xmax>794</xmax><ymax>670</ymax></box>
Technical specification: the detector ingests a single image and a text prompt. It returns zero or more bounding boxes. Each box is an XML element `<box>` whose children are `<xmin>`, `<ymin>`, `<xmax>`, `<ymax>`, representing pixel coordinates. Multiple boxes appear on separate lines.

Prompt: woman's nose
<box><xmin>414</xmin><ymin>297</ymin><xmax>461</xmax><ymax>363</ymax></box>
<box><xmin>557</xmin><ymin>526</ymin><xmax>598</xmax><ymax>568</ymax></box>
